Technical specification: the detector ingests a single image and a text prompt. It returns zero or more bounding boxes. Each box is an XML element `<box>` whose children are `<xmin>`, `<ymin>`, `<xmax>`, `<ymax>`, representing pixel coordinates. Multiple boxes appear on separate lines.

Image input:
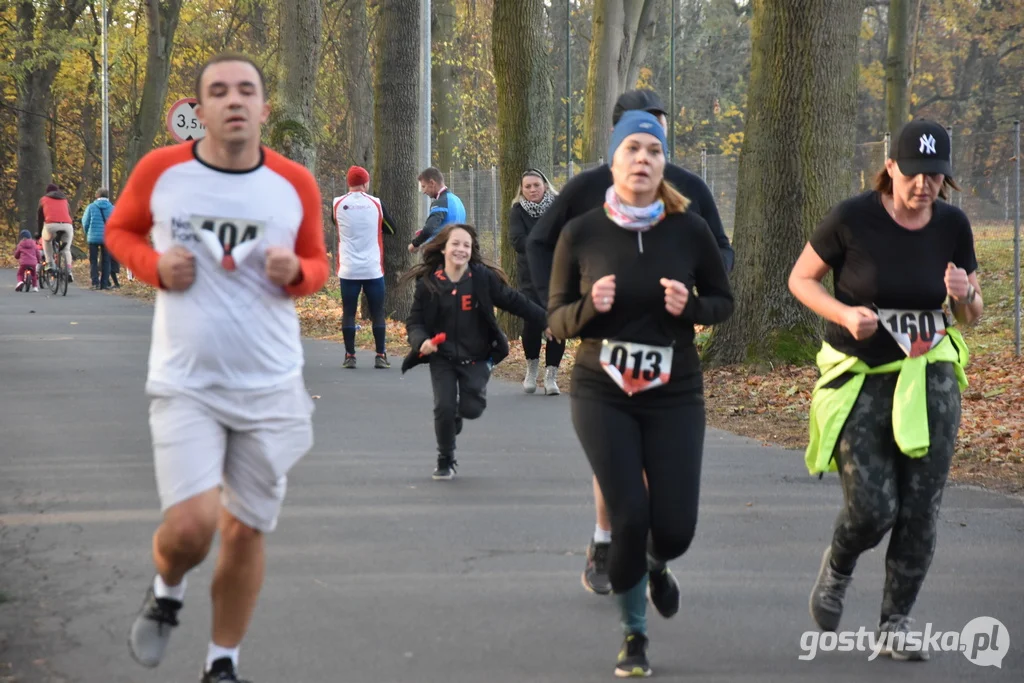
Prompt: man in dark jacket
<box><xmin>526</xmin><ymin>88</ymin><xmax>735</xmax><ymax>597</ymax></box>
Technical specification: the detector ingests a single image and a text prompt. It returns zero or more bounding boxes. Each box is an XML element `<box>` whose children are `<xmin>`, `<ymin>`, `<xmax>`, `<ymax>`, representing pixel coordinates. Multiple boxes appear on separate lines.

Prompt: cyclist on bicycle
<box><xmin>38</xmin><ymin>183</ymin><xmax>75</xmax><ymax>282</ymax></box>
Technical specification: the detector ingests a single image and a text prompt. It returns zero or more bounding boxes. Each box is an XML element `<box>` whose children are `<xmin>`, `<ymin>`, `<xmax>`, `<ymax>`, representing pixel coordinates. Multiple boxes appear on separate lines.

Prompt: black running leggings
<box><xmin>829</xmin><ymin>362</ymin><xmax>961</xmax><ymax>622</ymax></box>
<box><xmin>520</xmin><ymin>284</ymin><xmax>565</xmax><ymax>367</ymax></box>
<box><xmin>429</xmin><ymin>357</ymin><xmax>490</xmax><ymax>457</ymax></box>
<box><xmin>571</xmin><ymin>393</ymin><xmax>705</xmax><ymax>592</ymax></box>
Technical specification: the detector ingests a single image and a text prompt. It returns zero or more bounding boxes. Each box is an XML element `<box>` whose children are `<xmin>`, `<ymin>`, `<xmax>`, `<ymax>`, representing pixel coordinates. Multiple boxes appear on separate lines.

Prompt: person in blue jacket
<box><xmin>82</xmin><ymin>188</ymin><xmax>115</xmax><ymax>289</ymax></box>
<box><xmin>408</xmin><ymin>167</ymin><xmax>466</xmax><ymax>252</ymax></box>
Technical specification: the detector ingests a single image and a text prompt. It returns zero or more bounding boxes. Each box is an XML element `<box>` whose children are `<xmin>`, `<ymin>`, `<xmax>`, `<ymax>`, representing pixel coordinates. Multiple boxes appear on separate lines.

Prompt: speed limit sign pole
<box><xmin>166</xmin><ymin>97</ymin><xmax>207</xmax><ymax>143</ymax></box>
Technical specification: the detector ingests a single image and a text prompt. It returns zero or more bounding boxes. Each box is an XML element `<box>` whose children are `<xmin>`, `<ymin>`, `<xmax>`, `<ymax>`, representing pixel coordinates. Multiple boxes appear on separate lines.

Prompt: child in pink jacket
<box><xmin>14</xmin><ymin>229</ymin><xmax>39</xmax><ymax>292</ymax></box>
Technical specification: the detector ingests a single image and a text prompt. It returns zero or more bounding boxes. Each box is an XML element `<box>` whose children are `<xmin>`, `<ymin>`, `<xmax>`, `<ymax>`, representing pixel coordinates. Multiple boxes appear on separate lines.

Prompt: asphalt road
<box><xmin>1</xmin><ymin>273</ymin><xmax>1021</xmax><ymax>683</ymax></box>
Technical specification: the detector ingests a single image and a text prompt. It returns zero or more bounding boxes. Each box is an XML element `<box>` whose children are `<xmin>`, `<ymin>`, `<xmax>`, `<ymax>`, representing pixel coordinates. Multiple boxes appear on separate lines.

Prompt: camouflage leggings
<box><xmin>829</xmin><ymin>362</ymin><xmax>961</xmax><ymax>623</ymax></box>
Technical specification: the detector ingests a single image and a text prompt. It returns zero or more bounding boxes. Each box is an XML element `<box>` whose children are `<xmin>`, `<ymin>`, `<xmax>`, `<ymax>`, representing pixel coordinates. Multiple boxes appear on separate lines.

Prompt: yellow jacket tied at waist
<box><xmin>805</xmin><ymin>329</ymin><xmax>969</xmax><ymax>475</ymax></box>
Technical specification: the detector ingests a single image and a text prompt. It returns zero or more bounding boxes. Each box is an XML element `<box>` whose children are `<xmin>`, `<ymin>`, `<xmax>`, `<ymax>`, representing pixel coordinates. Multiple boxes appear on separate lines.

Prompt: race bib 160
<box><xmin>877</xmin><ymin>308</ymin><xmax>948</xmax><ymax>358</ymax></box>
<box><xmin>189</xmin><ymin>215</ymin><xmax>266</xmax><ymax>271</ymax></box>
<box><xmin>599</xmin><ymin>340</ymin><xmax>673</xmax><ymax>396</ymax></box>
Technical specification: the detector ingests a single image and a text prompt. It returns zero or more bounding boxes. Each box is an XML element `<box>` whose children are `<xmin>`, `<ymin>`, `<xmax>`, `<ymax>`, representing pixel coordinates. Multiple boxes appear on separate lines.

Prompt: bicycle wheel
<box><xmin>48</xmin><ymin>260</ymin><xmax>60</xmax><ymax>295</ymax></box>
<box><xmin>60</xmin><ymin>266</ymin><xmax>69</xmax><ymax>296</ymax></box>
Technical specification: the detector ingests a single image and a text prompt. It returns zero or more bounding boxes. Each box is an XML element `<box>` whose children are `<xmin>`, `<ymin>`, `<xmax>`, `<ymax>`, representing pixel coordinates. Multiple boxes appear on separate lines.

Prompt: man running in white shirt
<box><xmin>106</xmin><ymin>52</ymin><xmax>329</xmax><ymax>683</ymax></box>
<box><xmin>334</xmin><ymin>165</ymin><xmax>396</xmax><ymax>369</ymax></box>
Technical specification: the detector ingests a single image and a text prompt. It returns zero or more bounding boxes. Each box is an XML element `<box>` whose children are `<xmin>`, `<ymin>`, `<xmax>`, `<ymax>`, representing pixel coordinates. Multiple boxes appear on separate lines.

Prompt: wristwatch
<box><xmin>956</xmin><ymin>284</ymin><xmax>976</xmax><ymax>305</ymax></box>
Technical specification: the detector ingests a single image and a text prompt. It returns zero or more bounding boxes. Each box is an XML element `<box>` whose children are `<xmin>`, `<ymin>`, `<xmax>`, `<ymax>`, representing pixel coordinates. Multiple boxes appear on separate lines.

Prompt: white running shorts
<box><xmin>148</xmin><ymin>375</ymin><xmax>315</xmax><ymax>533</ymax></box>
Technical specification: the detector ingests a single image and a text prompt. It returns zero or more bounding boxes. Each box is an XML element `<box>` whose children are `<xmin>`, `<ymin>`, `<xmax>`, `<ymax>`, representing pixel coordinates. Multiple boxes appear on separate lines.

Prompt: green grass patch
<box><xmin>961</xmin><ymin>231</ymin><xmax>1020</xmax><ymax>354</ymax></box>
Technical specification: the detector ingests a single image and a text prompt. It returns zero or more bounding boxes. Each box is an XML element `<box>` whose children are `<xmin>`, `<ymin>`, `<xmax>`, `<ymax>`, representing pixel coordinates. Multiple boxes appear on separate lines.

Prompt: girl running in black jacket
<box><xmin>403</xmin><ymin>223</ymin><xmax>547</xmax><ymax>480</ymax></box>
<box><xmin>548</xmin><ymin>111</ymin><xmax>734</xmax><ymax>677</ymax></box>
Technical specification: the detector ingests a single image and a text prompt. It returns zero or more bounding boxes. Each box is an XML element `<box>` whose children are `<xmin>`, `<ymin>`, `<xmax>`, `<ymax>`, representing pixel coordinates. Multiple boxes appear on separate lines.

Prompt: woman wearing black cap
<box><xmin>549</xmin><ymin>110</ymin><xmax>733</xmax><ymax>677</ymax></box>
<box><xmin>509</xmin><ymin>168</ymin><xmax>565</xmax><ymax>394</ymax></box>
<box><xmin>789</xmin><ymin>119</ymin><xmax>983</xmax><ymax>661</ymax></box>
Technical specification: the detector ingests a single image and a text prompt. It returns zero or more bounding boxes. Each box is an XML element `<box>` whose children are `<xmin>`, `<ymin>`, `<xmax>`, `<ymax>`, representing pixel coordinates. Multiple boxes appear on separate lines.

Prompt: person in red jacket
<box><xmin>38</xmin><ymin>183</ymin><xmax>75</xmax><ymax>280</ymax></box>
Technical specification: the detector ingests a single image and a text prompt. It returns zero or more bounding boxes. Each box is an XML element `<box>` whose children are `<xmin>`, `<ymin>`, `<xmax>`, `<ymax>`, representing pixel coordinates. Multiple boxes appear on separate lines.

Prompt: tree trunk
<box><xmin>273</xmin><ymin>0</ymin><xmax>322</xmax><ymax>171</ymax></box>
<box><xmin>432</xmin><ymin>0</ymin><xmax>459</xmax><ymax>171</ymax></box>
<box><xmin>493</xmin><ymin>0</ymin><xmax>552</xmax><ymax>336</ymax></box>
<box><xmin>344</xmin><ymin>0</ymin><xmax>374</xmax><ymax>174</ymax></box>
<box><xmin>885</xmin><ymin>0</ymin><xmax>910</xmax><ymax>135</ymax></box>
<box><xmin>124</xmin><ymin>0</ymin><xmax>183</xmax><ymax>176</ymax></box>
<box><xmin>583</xmin><ymin>0</ymin><xmax>625</xmax><ymax>163</ymax></box>
<box><xmin>375</xmin><ymin>0</ymin><xmax>421</xmax><ymax>320</ymax></box>
<box><xmin>582</xmin><ymin>0</ymin><xmax>657</xmax><ymax>163</ymax></box>
<box><xmin>71</xmin><ymin>56</ymin><xmax>101</xmax><ymax>217</ymax></box>
<box><xmin>13</xmin><ymin>0</ymin><xmax>89</xmax><ymax>234</ymax></box>
<box><xmin>623</xmin><ymin>0</ymin><xmax>658</xmax><ymax>90</ymax></box>
<box><xmin>703</xmin><ymin>0</ymin><xmax>863</xmax><ymax>367</ymax></box>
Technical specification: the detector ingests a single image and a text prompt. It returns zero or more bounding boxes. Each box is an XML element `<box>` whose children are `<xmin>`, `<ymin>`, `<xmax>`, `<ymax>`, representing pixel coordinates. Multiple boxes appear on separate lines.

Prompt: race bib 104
<box><xmin>599</xmin><ymin>340</ymin><xmax>673</xmax><ymax>396</ymax></box>
<box><xmin>877</xmin><ymin>308</ymin><xmax>948</xmax><ymax>358</ymax></box>
<box><xmin>189</xmin><ymin>215</ymin><xmax>266</xmax><ymax>271</ymax></box>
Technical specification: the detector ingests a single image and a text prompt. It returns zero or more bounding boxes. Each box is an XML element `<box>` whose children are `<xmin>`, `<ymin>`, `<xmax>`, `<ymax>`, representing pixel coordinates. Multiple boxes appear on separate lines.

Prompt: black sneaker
<box><xmin>647</xmin><ymin>564</ymin><xmax>680</xmax><ymax>618</ymax></box>
<box><xmin>809</xmin><ymin>546</ymin><xmax>852</xmax><ymax>632</ymax></box>
<box><xmin>128</xmin><ymin>584</ymin><xmax>182</xmax><ymax>668</ymax></box>
<box><xmin>615</xmin><ymin>632</ymin><xmax>652</xmax><ymax>678</ymax></box>
<box><xmin>432</xmin><ymin>455</ymin><xmax>457</xmax><ymax>480</ymax></box>
<box><xmin>201</xmin><ymin>657</ymin><xmax>252</xmax><ymax>682</ymax></box>
<box><xmin>374</xmin><ymin>353</ymin><xmax>391</xmax><ymax>369</ymax></box>
<box><xmin>342</xmin><ymin>354</ymin><xmax>357</xmax><ymax>369</ymax></box>
<box><xmin>581</xmin><ymin>539</ymin><xmax>612</xmax><ymax>595</ymax></box>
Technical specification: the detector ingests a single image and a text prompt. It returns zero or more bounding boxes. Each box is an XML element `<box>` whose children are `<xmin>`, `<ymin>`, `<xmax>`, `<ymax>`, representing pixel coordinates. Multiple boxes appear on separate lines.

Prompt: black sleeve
<box><xmin>36</xmin><ymin>204</ymin><xmax>45</xmax><ymax>236</ymax></box>
<box><xmin>546</xmin><ymin>221</ymin><xmax>601</xmax><ymax>340</ymax></box>
<box><xmin>508</xmin><ymin>205</ymin><xmax>528</xmax><ymax>255</ymax></box>
<box><xmin>682</xmin><ymin>218</ymin><xmax>735</xmax><ymax>325</ymax></box>
<box><xmin>405</xmin><ymin>279</ymin><xmax>431</xmax><ymax>352</ymax></box>
<box><xmin>380</xmin><ymin>202</ymin><xmax>397</xmax><ymax>236</ymax></box>
<box><xmin>687</xmin><ymin>176</ymin><xmax>734</xmax><ymax>272</ymax></box>
<box><xmin>808</xmin><ymin>203</ymin><xmax>847</xmax><ymax>268</ymax></box>
<box><xmin>526</xmin><ymin>178</ymin><xmax>583</xmax><ymax>302</ymax></box>
<box><xmin>952</xmin><ymin>210</ymin><xmax>978</xmax><ymax>275</ymax></box>
<box><xmin>488</xmin><ymin>269</ymin><xmax>547</xmax><ymax>327</ymax></box>
<box><xmin>412</xmin><ymin>197</ymin><xmax>447</xmax><ymax>246</ymax></box>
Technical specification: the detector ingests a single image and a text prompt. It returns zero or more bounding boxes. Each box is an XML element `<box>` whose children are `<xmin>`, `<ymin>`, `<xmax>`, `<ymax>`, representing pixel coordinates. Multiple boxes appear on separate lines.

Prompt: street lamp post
<box><xmin>101</xmin><ymin>0</ymin><xmax>110</xmax><ymax>192</ymax></box>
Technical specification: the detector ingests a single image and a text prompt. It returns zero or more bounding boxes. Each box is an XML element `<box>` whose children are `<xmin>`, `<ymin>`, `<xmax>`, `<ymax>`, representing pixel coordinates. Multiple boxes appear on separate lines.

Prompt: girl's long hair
<box><xmin>400</xmin><ymin>223</ymin><xmax>510</xmax><ymax>293</ymax></box>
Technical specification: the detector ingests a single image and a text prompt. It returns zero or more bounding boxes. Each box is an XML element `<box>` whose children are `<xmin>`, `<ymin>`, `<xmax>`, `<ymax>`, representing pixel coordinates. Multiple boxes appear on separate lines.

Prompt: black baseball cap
<box><xmin>890</xmin><ymin>119</ymin><xmax>953</xmax><ymax>177</ymax></box>
<box><xmin>613</xmin><ymin>89</ymin><xmax>668</xmax><ymax>125</ymax></box>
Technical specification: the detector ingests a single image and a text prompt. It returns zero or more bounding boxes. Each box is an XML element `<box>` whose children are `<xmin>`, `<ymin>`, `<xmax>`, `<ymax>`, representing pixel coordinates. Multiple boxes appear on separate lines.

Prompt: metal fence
<box><xmin>319</xmin><ymin>123</ymin><xmax>1021</xmax><ymax>354</ymax></box>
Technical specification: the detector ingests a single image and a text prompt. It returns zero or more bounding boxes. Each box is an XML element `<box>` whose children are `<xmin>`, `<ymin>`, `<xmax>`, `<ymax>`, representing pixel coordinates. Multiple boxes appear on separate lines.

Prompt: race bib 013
<box><xmin>190</xmin><ymin>215</ymin><xmax>266</xmax><ymax>271</ymax></box>
<box><xmin>599</xmin><ymin>340</ymin><xmax>673</xmax><ymax>396</ymax></box>
<box><xmin>877</xmin><ymin>308</ymin><xmax>948</xmax><ymax>358</ymax></box>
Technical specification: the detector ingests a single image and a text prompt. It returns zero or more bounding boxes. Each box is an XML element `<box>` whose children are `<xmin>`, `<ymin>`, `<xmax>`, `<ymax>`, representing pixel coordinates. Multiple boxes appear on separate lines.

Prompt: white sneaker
<box><xmin>544</xmin><ymin>366</ymin><xmax>561</xmax><ymax>395</ymax></box>
<box><xmin>32</xmin><ymin>286</ymin><xmax>39</xmax><ymax>292</ymax></box>
<box><xmin>15</xmin><ymin>281</ymin><xmax>23</xmax><ymax>291</ymax></box>
<box><xmin>523</xmin><ymin>359</ymin><xmax>539</xmax><ymax>393</ymax></box>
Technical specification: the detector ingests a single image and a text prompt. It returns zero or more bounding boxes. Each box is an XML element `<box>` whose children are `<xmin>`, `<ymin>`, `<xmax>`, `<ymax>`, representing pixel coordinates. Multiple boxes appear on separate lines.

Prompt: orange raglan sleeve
<box><xmin>267</xmin><ymin>151</ymin><xmax>329</xmax><ymax>297</ymax></box>
<box><xmin>105</xmin><ymin>145</ymin><xmax>192</xmax><ymax>289</ymax></box>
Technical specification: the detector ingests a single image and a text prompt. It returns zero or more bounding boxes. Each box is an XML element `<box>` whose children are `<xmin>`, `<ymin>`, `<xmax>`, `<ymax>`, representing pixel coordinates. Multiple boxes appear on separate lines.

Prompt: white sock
<box><xmin>593</xmin><ymin>525</ymin><xmax>612</xmax><ymax>544</ymax></box>
<box><xmin>206</xmin><ymin>643</ymin><xmax>240</xmax><ymax>672</ymax></box>
<box><xmin>153</xmin><ymin>574</ymin><xmax>186</xmax><ymax>602</ymax></box>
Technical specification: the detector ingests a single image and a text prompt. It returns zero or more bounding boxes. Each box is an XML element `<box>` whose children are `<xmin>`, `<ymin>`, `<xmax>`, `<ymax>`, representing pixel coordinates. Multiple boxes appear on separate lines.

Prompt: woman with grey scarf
<box><xmin>509</xmin><ymin>169</ymin><xmax>565</xmax><ymax>395</ymax></box>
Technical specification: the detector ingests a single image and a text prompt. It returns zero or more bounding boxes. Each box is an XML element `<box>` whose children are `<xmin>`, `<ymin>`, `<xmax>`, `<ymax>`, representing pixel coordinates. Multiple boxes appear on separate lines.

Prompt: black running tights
<box><xmin>571</xmin><ymin>393</ymin><xmax>705</xmax><ymax>592</ymax></box>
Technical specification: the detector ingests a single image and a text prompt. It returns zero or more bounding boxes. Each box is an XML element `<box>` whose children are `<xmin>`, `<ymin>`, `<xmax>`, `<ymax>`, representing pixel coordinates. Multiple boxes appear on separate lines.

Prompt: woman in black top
<box><xmin>403</xmin><ymin>224</ymin><xmax>547</xmax><ymax>481</ymax></box>
<box><xmin>548</xmin><ymin>111</ymin><xmax>734</xmax><ymax>677</ymax></box>
<box><xmin>509</xmin><ymin>169</ymin><xmax>566</xmax><ymax>395</ymax></box>
<box><xmin>789</xmin><ymin>119</ymin><xmax>983</xmax><ymax>660</ymax></box>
